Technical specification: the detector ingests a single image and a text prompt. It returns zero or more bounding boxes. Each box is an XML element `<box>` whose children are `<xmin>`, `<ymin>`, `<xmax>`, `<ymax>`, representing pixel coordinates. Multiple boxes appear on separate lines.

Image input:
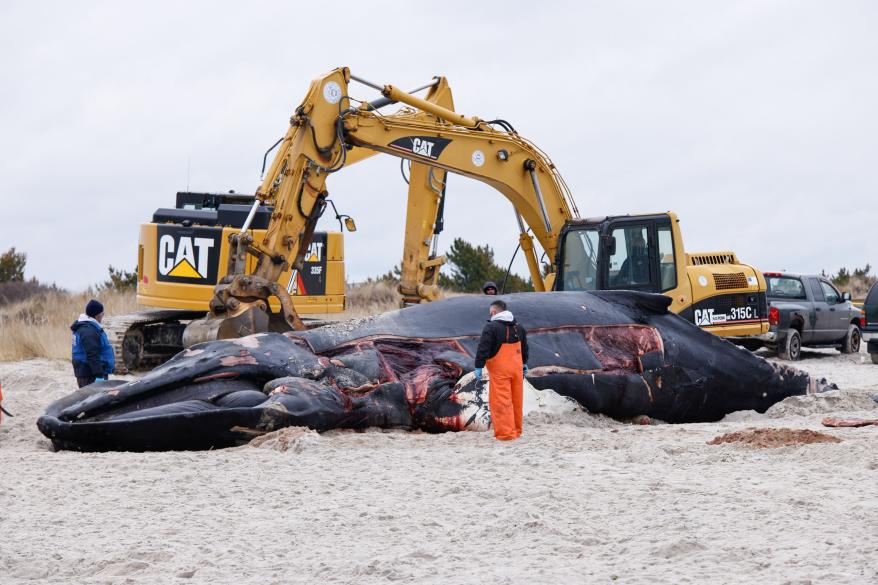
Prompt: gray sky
<box><xmin>1</xmin><ymin>0</ymin><xmax>875</xmax><ymax>290</ymax></box>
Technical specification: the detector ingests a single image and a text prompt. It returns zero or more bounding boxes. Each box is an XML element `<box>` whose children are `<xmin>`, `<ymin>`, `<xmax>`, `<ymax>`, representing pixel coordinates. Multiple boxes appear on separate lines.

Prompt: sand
<box><xmin>1</xmin><ymin>347</ymin><xmax>877</xmax><ymax>584</ymax></box>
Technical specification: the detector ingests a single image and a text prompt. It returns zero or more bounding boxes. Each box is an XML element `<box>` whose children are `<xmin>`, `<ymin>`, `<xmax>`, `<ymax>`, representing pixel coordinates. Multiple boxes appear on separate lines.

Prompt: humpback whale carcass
<box><xmin>37</xmin><ymin>291</ymin><xmax>829</xmax><ymax>451</ymax></box>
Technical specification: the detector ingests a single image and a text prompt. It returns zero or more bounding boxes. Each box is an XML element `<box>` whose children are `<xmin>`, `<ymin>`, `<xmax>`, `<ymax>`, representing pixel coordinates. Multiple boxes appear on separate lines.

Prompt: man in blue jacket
<box><xmin>71</xmin><ymin>299</ymin><xmax>115</xmax><ymax>387</ymax></box>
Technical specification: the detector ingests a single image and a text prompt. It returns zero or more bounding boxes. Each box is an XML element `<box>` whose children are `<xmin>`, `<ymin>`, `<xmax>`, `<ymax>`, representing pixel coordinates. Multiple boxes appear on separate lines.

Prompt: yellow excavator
<box><xmin>179</xmin><ymin>67</ymin><xmax>768</xmax><ymax>346</ymax></box>
<box><xmin>107</xmin><ymin>191</ymin><xmax>346</xmax><ymax>371</ymax></box>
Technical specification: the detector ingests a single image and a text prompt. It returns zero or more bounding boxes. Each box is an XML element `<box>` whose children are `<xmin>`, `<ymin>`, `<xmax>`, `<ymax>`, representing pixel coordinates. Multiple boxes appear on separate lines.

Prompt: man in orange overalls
<box><xmin>474</xmin><ymin>300</ymin><xmax>529</xmax><ymax>440</ymax></box>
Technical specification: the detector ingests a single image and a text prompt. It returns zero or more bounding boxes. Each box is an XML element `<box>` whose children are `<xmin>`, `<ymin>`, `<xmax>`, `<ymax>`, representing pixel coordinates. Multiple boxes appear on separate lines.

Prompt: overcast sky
<box><xmin>1</xmin><ymin>1</ymin><xmax>875</xmax><ymax>290</ymax></box>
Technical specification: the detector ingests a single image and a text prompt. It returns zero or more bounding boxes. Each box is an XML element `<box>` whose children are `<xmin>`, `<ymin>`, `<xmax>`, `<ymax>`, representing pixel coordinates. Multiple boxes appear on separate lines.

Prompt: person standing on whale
<box><xmin>474</xmin><ymin>299</ymin><xmax>529</xmax><ymax>441</ymax></box>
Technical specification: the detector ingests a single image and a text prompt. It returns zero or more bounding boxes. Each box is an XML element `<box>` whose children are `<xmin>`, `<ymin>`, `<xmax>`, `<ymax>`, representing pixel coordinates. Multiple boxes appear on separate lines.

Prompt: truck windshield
<box><xmin>766</xmin><ymin>276</ymin><xmax>806</xmax><ymax>299</ymax></box>
<box><xmin>560</xmin><ymin>228</ymin><xmax>599</xmax><ymax>291</ymax></box>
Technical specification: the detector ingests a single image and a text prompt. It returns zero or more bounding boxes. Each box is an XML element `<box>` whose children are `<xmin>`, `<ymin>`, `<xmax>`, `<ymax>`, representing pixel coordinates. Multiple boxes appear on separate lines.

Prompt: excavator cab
<box><xmin>556</xmin><ymin>212</ymin><xmax>770</xmax><ymax>338</ymax></box>
<box><xmin>557</xmin><ymin>214</ymin><xmax>678</xmax><ymax>295</ymax></box>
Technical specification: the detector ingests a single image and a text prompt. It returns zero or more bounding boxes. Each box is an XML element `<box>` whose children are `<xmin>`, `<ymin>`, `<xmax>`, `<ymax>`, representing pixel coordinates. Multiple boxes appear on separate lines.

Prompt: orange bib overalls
<box><xmin>486</xmin><ymin>324</ymin><xmax>524</xmax><ymax>441</ymax></box>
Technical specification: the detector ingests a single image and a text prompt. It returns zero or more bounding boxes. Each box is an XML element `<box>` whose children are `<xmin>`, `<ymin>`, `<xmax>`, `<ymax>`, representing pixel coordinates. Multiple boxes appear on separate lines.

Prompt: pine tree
<box><xmin>0</xmin><ymin>247</ymin><xmax>26</xmax><ymax>282</ymax></box>
<box><xmin>438</xmin><ymin>238</ymin><xmax>533</xmax><ymax>293</ymax></box>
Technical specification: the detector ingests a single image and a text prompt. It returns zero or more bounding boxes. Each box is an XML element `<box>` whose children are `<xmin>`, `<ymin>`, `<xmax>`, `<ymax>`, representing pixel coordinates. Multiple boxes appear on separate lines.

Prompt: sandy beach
<box><xmin>1</xmin><ymin>348</ymin><xmax>877</xmax><ymax>584</ymax></box>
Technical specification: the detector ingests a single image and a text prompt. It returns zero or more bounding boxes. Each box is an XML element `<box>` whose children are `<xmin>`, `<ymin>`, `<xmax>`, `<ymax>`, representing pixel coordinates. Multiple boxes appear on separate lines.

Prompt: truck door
<box><xmin>808</xmin><ymin>277</ymin><xmax>832</xmax><ymax>342</ymax></box>
<box><xmin>865</xmin><ymin>283</ymin><xmax>878</xmax><ymax>331</ymax></box>
<box><xmin>819</xmin><ymin>279</ymin><xmax>848</xmax><ymax>341</ymax></box>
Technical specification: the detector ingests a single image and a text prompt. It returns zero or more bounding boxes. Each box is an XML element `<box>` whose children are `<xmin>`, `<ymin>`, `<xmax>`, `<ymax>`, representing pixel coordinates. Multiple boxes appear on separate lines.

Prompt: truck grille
<box><xmin>713</xmin><ymin>273</ymin><xmax>749</xmax><ymax>290</ymax></box>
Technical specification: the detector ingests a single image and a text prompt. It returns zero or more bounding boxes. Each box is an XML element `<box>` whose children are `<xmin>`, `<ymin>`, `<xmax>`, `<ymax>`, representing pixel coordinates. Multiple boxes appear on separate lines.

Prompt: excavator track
<box><xmin>104</xmin><ymin>310</ymin><xmax>336</xmax><ymax>374</ymax></box>
<box><xmin>103</xmin><ymin>310</ymin><xmax>205</xmax><ymax>374</ymax></box>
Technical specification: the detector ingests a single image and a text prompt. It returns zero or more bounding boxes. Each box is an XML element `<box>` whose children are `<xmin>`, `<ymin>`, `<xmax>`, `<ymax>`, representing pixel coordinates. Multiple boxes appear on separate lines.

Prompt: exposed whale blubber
<box><xmin>37</xmin><ymin>291</ymin><xmax>829</xmax><ymax>451</ymax></box>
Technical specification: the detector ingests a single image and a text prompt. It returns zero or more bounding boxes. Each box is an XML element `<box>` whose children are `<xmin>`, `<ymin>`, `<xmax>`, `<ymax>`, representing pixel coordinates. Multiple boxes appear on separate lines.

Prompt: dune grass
<box><xmin>0</xmin><ymin>281</ymin><xmax>457</xmax><ymax>362</ymax></box>
<box><xmin>311</xmin><ymin>281</ymin><xmax>464</xmax><ymax>321</ymax></box>
<box><xmin>0</xmin><ymin>290</ymin><xmax>140</xmax><ymax>361</ymax></box>
<box><xmin>341</xmin><ymin>280</ymin><xmax>403</xmax><ymax>319</ymax></box>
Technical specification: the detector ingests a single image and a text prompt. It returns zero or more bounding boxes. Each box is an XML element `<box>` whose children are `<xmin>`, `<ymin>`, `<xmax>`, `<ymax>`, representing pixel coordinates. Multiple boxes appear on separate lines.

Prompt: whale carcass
<box><xmin>37</xmin><ymin>291</ymin><xmax>827</xmax><ymax>451</ymax></box>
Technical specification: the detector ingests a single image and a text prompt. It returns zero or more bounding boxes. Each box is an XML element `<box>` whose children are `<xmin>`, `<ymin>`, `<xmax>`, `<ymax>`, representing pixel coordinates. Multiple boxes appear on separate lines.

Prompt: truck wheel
<box><xmin>841</xmin><ymin>324</ymin><xmax>861</xmax><ymax>354</ymax></box>
<box><xmin>778</xmin><ymin>330</ymin><xmax>802</xmax><ymax>361</ymax></box>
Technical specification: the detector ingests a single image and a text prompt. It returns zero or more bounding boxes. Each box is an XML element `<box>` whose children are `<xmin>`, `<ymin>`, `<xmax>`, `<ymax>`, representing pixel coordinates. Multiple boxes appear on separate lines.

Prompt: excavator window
<box><xmin>560</xmin><ymin>228</ymin><xmax>600</xmax><ymax>290</ymax></box>
<box><xmin>657</xmin><ymin>224</ymin><xmax>676</xmax><ymax>292</ymax></box>
<box><xmin>608</xmin><ymin>226</ymin><xmax>652</xmax><ymax>289</ymax></box>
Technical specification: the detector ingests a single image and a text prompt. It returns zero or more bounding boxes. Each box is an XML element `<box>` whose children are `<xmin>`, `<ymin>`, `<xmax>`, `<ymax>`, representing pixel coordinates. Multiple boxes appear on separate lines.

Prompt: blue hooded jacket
<box><xmin>71</xmin><ymin>315</ymin><xmax>115</xmax><ymax>378</ymax></box>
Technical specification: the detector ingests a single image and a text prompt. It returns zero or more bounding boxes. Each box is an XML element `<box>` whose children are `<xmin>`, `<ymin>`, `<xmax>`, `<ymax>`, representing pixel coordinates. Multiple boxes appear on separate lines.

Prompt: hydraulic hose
<box><xmin>501</xmin><ymin>243</ymin><xmax>522</xmax><ymax>294</ymax></box>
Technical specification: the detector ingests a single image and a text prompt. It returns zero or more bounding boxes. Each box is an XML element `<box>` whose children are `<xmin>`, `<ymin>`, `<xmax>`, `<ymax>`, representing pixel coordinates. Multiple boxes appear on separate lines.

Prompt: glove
<box><xmin>523</xmin><ymin>365</ymin><xmax>529</xmax><ymax>376</ymax></box>
<box><xmin>95</xmin><ymin>377</ymin><xmax>106</xmax><ymax>382</ymax></box>
<box><xmin>474</xmin><ymin>368</ymin><xmax>483</xmax><ymax>382</ymax></box>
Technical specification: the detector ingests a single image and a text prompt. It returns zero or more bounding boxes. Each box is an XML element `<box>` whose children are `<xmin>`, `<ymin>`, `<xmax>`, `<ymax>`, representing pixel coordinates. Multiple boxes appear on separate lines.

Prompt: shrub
<box><xmin>99</xmin><ymin>265</ymin><xmax>138</xmax><ymax>292</ymax></box>
<box><xmin>0</xmin><ymin>247</ymin><xmax>27</xmax><ymax>282</ymax></box>
<box><xmin>0</xmin><ymin>280</ymin><xmax>61</xmax><ymax>307</ymax></box>
<box><xmin>826</xmin><ymin>264</ymin><xmax>876</xmax><ymax>299</ymax></box>
<box><xmin>438</xmin><ymin>238</ymin><xmax>533</xmax><ymax>293</ymax></box>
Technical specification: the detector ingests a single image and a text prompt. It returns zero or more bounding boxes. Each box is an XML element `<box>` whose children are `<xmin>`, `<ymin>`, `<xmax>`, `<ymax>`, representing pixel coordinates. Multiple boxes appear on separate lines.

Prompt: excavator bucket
<box><xmin>182</xmin><ymin>275</ymin><xmax>306</xmax><ymax>347</ymax></box>
<box><xmin>182</xmin><ymin>305</ymin><xmax>307</xmax><ymax>347</ymax></box>
<box><xmin>182</xmin><ymin>305</ymin><xmax>271</xmax><ymax>347</ymax></box>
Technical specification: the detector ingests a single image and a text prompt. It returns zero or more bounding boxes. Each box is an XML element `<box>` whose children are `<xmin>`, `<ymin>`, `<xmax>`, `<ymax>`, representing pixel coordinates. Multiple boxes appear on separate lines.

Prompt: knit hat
<box><xmin>482</xmin><ymin>281</ymin><xmax>498</xmax><ymax>294</ymax></box>
<box><xmin>85</xmin><ymin>299</ymin><xmax>104</xmax><ymax>318</ymax></box>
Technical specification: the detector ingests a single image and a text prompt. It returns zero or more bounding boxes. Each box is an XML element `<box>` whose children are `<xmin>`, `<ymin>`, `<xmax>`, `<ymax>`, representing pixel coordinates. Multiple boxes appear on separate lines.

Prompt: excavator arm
<box><xmin>343</xmin><ymin>82</ymin><xmax>579</xmax><ymax>290</ymax></box>
<box><xmin>184</xmin><ymin>67</ymin><xmax>578</xmax><ymax>345</ymax></box>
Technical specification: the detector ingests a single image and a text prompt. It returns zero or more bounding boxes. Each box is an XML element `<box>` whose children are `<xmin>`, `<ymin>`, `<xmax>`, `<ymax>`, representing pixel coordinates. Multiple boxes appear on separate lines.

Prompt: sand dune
<box><xmin>1</xmin><ymin>347</ymin><xmax>876</xmax><ymax>584</ymax></box>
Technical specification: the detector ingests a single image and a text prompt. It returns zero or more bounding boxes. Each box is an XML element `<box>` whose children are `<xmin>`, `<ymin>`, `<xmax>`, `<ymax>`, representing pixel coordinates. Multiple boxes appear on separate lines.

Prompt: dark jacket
<box><xmin>71</xmin><ymin>316</ymin><xmax>115</xmax><ymax>378</ymax></box>
<box><xmin>474</xmin><ymin>314</ymin><xmax>529</xmax><ymax>368</ymax></box>
<box><xmin>616</xmin><ymin>249</ymin><xmax>649</xmax><ymax>285</ymax></box>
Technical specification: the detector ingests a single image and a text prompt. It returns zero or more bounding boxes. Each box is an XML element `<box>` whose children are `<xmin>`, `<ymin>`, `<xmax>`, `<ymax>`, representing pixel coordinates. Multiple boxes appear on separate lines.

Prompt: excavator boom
<box><xmin>184</xmin><ymin>67</ymin><xmax>580</xmax><ymax>345</ymax></box>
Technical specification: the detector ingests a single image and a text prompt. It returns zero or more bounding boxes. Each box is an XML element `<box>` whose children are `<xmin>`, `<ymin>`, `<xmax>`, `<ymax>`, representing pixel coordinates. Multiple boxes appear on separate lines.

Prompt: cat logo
<box><xmin>387</xmin><ymin>135</ymin><xmax>452</xmax><ymax>161</ymax></box>
<box><xmin>287</xmin><ymin>234</ymin><xmax>329</xmax><ymax>296</ymax></box>
<box><xmin>694</xmin><ymin>308</ymin><xmax>715</xmax><ymax>326</ymax></box>
<box><xmin>155</xmin><ymin>226</ymin><xmax>221</xmax><ymax>284</ymax></box>
<box><xmin>412</xmin><ymin>138</ymin><xmax>435</xmax><ymax>158</ymax></box>
<box><xmin>305</xmin><ymin>241</ymin><xmax>323</xmax><ymax>263</ymax></box>
<box><xmin>694</xmin><ymin>308</ymin><xmax>729</xmax><ymax>326</ymax></box>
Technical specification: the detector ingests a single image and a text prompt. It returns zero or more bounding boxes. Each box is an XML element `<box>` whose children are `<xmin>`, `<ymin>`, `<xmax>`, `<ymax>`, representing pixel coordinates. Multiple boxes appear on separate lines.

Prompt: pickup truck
<box><xmin>863</xmin><ymin>282</ymin><xmax>878</xmax><ymax>364</ymax></box>
<box><xmin>744</xmin><ymin>272</ymin><xmax>864</xmax><ymax>360</ymax></box>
